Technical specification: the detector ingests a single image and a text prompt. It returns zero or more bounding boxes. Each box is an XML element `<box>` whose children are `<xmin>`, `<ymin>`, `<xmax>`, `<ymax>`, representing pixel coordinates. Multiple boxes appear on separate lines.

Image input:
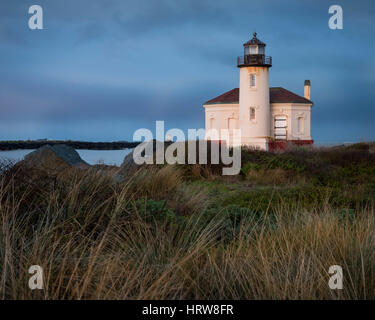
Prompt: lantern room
<box><xmin>237</xmin><ymin>32</ymin><xmax>272</xmax><ymax>67</ymax></box>
<box><xmin>244</xmin><ymin>32</ymin><xmax>265</xmax><ymax>55</ymax></box>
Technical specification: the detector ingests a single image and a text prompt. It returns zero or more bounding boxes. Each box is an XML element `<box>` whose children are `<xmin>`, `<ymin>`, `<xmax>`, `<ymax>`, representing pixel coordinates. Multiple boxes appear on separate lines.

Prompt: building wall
<box><xmin>203</xmin><ymin>103</ymin><xmax>239</xmax><ymax>140</ymax></box>
<box><xmin>270</xmin><ymin>103</ymin><xmax>313</xmax><ymax>141</ymax></box>
<box><xmin>203</xmin><ymin>102</ymin><xmax>313</xmax><ymax>145</ymax></box>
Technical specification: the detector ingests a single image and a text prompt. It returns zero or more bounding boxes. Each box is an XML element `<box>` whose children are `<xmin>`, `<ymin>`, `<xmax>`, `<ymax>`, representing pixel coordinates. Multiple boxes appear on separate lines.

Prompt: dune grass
<box><xmin>1</xmin><ymin>147</ymin><xmax>375</xmax><ymax>299</ymax></box>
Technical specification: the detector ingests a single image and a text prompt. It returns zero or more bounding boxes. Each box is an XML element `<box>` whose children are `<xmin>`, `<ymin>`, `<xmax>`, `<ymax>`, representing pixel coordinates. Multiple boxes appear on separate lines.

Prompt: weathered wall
<box><xmin>270</xmin><ymin>103</ymin><xmax>312</xmax><ymax>141</ymax></box>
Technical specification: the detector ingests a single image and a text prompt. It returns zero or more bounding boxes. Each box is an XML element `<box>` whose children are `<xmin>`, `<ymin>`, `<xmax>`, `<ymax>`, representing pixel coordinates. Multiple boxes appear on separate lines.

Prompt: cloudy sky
<box><xmin>0</xmin><ymin>0</ymin><xmax>374</xmax><ymax>143</ymax></box>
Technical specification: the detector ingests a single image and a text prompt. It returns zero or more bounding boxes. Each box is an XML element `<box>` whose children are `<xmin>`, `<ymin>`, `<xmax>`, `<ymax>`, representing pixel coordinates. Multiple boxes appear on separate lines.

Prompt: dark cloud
<box><xmin>0</xmin><ymin>0</ymin><xmax>374</xmax><ymax>142</ymax></box>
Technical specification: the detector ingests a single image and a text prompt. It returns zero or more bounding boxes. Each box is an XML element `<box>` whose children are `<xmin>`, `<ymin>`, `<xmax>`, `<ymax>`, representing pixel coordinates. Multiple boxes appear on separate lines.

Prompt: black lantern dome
<box><xmin>243</xmin><ymin>32</ymin><xmax>265</xmax><ymax>45</ymax></box>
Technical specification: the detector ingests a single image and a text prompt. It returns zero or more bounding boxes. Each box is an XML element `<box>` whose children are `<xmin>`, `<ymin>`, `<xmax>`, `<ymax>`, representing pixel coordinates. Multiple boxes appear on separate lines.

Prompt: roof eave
<box><xmin>271</xmin><ymin>100</ymin><xmax>313</xmax><ymax>105</ymax></box>
<box><xmin>203</xmin><ymin>102</ymin><xmax>239</xmax><ymax>106</ymax></box>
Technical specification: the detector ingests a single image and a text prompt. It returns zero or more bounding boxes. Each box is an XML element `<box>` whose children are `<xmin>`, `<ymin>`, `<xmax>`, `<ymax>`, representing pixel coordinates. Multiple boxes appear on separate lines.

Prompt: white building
<box><xmin>203</xmin><ymin>33</ymin><xmax>314</xmax><ymax>150</ymax></box>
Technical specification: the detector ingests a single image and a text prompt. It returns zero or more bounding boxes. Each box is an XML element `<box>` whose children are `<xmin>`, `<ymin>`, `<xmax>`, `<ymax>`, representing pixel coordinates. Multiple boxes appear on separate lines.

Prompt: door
<box><xmin>274</xmin><ymin>116</ymin><xmax>287</xmax><ymax>140</ymax></box>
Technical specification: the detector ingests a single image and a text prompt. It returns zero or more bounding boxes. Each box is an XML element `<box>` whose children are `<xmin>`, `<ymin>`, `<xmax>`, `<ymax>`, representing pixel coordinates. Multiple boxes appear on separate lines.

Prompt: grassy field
<box><xmin>0</xmin><ymin>143</ymin><xmax>375</xmax><ymax>299</ymax></box>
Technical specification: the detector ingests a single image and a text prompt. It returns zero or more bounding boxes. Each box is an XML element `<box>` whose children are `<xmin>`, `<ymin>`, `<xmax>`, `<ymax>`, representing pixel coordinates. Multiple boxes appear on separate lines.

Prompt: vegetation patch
<box><xmin>0</xmin><ymin>143</ymin><xmax>375</xmax><ymax>299</ymax></box>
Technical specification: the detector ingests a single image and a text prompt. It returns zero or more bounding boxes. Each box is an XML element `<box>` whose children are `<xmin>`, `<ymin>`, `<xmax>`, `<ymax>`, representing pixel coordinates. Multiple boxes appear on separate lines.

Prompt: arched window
<box><xmin>297</xmin><ymin>117</ymin><xmax>304</xmax><ymax>134</ymax></box>
<box><xmin>210</xmin><ymin>117</ymin><xmax>215</xmax><ymax>130</ymax></box>
<box><xmin>250</xmin><ymin>74</ymin><xmax>256</xmax><ymax>88</ymax></box>
<box><xmin>250</xmin><ymin>107</ymin><xmax>256</xmax><ymax>121</ymax></box>
<box><xmin>228</xmin><ymin>118</ymin><xmax>238</xmax><ymax>130</ymax></box>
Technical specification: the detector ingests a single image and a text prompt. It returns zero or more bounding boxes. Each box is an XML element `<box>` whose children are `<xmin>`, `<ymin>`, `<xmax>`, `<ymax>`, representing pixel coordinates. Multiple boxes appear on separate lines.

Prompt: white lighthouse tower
<box><xmin>237</xmin><ymin>32</ymin><xmax>272</xmax><ymax>150</ymax></box>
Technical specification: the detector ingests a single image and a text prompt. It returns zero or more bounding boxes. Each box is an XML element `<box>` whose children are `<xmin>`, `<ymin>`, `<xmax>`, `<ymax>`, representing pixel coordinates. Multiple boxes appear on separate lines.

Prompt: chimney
<box><xmin>304</xmin><ymin>80</ymin><xmax>311</xmax><ymax>100</ymax></box>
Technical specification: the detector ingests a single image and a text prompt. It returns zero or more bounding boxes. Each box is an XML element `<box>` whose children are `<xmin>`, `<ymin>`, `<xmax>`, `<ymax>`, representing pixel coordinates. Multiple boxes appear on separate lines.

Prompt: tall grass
<box><xmin>0</xmin><ymin>162</ymin><xmax>374</xmax><ymax>299</ymax></box>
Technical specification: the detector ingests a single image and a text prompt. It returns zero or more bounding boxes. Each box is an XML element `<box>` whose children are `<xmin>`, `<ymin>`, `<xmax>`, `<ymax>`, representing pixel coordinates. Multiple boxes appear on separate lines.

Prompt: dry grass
<box><xmin>245</xmin><ymin>168</ymin><xmax>307</xmax><ymax>185</ymax></box>
<box><xmin>0</xmin><ymin>163</ymin><xmax>374</xmax><ymax>299</ymax></box>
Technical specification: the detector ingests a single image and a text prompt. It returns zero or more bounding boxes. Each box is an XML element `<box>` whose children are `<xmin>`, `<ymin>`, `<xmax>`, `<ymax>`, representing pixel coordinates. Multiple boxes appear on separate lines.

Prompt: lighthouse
<box><xmin>203</xmin><ymin>33</ymin><xmax>314</xmax><ymax>151</ymax></box>
<box><xmin>237</xmin><ymin>32</ymin><xmax>272</xmax><ymax>150</ymax></box>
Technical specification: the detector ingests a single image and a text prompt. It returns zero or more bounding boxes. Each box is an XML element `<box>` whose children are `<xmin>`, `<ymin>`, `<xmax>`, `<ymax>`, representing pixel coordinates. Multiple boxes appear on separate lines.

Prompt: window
<box><xmin>228</xmin><ymin>118</ymin><xmax>236</xmax><ymax>130</ymax></box>
<box><xmin>275</xmin><ymin>116</ymin><xmax>287</xmax><ymax>140</ymax></box>
<box><xmin>210</xmin><ymin>118</ymin><xmax>215</xmax><ymax>129</ymax></box>
<box><xmin>297</xmin><ymin>117</ymin><xmax>304</xmax><ymax>134</ymax></box>
<box><xmin>250</xmin><ymin>74</ymin><xmax>256</xmax><ymax>88</ymax></box>
<box><xmin>249</xmin><ymin>45</ymin><xmax>257</xmax><ymax>54</ymax></box>
<box><xmin>250</xmin><ymin>107</ymin><xmax>256</xmax><ymax>121</ymax></box>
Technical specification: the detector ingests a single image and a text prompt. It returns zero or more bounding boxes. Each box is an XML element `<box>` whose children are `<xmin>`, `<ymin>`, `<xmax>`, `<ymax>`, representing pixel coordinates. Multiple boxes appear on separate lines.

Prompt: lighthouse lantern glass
<box><xmin>245</xmin><ymin>44</ymin><xmax>265</xmax><ymax>55</ymax></box>
<box><xmin>249</xmin><ymin>45</ymin><xmax>257</xmax><ymax>54</ymax></box>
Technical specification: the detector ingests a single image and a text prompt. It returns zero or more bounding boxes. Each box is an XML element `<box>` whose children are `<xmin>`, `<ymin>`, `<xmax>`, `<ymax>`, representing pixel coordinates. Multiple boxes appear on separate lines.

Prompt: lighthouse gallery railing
<box><xmin>237</xmin><ymin>55</ymin><xmax>272</xmax><ymax>67</ymax></box>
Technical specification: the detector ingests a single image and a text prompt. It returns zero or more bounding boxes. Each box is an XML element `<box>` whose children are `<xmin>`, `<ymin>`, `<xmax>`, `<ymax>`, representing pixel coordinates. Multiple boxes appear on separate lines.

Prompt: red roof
<box><xmin>204</xmin><ymin>87</ymin><xmax>313</xmax><ymax>105</ymax></box>
<box><xmin>204</xmin><ymin>88</ymin><xmax>240</xmax><ymax>105</ymax></box>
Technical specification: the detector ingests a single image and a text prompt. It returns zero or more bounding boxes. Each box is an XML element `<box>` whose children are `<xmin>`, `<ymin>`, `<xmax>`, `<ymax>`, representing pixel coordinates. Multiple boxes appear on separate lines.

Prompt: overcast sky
<box><xmin>0</xmin><ymin>0</ymin><xmax>374</xmax><ymax>143</ymax></box>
